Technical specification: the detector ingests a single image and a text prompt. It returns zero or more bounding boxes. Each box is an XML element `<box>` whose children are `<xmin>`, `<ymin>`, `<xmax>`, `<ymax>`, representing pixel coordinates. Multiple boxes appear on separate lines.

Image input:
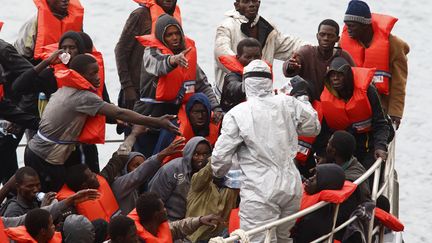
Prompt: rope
<box><xmin>231</xmin><ymin>229</ymin><xmax>250</xmax><ymax>243</ymax></box>
<box><xmin>208</xmin><ymin>236</ymin><xmax>226</xmax><ymax>243</ymax></box>
<box><xmin>263</xmin><ymin>228</ymin><xmax>274</xmax><ymax>243</ymax></box>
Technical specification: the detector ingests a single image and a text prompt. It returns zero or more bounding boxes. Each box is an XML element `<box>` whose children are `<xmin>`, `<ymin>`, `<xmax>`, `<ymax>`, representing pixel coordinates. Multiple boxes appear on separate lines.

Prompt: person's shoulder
<box><xmin>389</xmin><ymin>34</ymin><xmax>409</xmax><ymax>53</ymax></box>
<box><xmin>130</xmin><ymin>6</ymin><xmax>150</xmax><ymax>17</ymax></box>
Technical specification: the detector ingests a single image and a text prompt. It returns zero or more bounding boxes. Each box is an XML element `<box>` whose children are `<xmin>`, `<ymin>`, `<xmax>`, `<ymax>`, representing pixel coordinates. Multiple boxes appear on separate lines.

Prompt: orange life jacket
<box><xmin>300</xmin><ymin>181</ymin><xmax>358</xmax><ymax>211</ymax></box>
<box><xmin>54</xmin><ymin>67</ymin><xmax>106</xmax><ymax>144</ymax></box>
<box><xmin>295</xmin><ymin>100</ymin><xmax>323</xmax><ymax>165</ymax></box>
<box><xmin>133</xmin><ymin>0</ymin><xmax>182</xmax><ymax>34</ymax></box>
<box><xmin>340</xmin><ymin>13</ymin><xmax>397</xmax><ymax>95</ymax></box>
<box><xmin>56</xmin><ymin>175</ymin><xmax>120</xmax><ymax>222</ymax></box>
<box><xmin>218</xmin><ymin>55</ymin><xmax>274</xmax><ymax>75</ymax></box>
<box><xmin>0</xmin><ymin>21</ymin><xmax>3</xmax><ymax>31</ymax></box>
<box><xmin>0</xmin><ymin>219</ymin><xmax>9</xmax><ymax>242</ymax></box>
<box><xmin>136</xmin><ymin>35</ymin><xmax>197</xmax><ymax>104</ymax></box>
<box><xmin>5</xmin><ymin>226</ymin><xmax>62</xmax><ymax>243</ymax></box>
<box><xmin>33</xmin><ymin>0</ymin><xmax>84</xmax><ymax>60</ymax></box>
<box><xmin>162</xmin><ymin>104</ymin><xmax>220</xmax><ymax>164</ymax></box>
<box><xmin>37</xmin><ymin>43</ymin><xmax>106</xmax><ymax>98</ymax></box>
<box><xmin>374</xmin><ymin>207</ymin><xmax>404</xmax><ymax>232</ymax></box>
<box><xmin>320</xmin><ymin>67</ymin><xmax>375</xmax><ymax>133</ymax></box>
<box><xmin>128</xmin><ymin>209</ymin><xmax>173</xmax><ymax>243</ymax></box>
<box><xmin>218</xmin><ymin>55</ymin><xmax>244</xmax><ymax>74</ymax></box>
<box><xmin>228</xmin><ymin>208</ymin><xmax>240</xmax><ymax>234</ymax></box>
<box><xmin>0</xmin><ymin>85</ymin><xmax>4</xmax><ymax>101</ymax></box>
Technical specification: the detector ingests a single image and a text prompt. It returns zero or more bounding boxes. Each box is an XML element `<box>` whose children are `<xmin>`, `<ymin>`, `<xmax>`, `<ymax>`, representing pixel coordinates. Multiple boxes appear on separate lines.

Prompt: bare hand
<box><xmin>287</xmin><ymin>53</ymin><xmax>301</xmax><ymax>71</ymax></box>
<box><xmin>211</xmin><ymin>110</ymin><xmax>223</xmax><ymax>124</ymax></box>
<box><xmin>70</xmin><ymin>189</ymin><xmax>100</xmax><ymax>204</ymax></box>
<box><xmin>158</xmin><ymin>137</ymin><xmax>186</xmax><ymax>160</ymax></box>
<box><xmin>169</xmin><ymin>47</ymin><xmax>192</xmax><ymax>68</ymax></box>
<box><xmin>41</xmin><ymin>192</ymin><xmax>57</xmax><ymax>207</ymax></box>
<box><xmin>390</xmin><ymin>116</ymin><xmax>401</xmax><ymax>130</ymax></box>
<box><xmin>158</xmin><ymin>115</ymin><xmax>181</xmax><ymax>135</ymax></box>
<box><xmin>374</xmin><ymin>149</ymin><xmax>388</xmax><ymax>161</ymax></box>
<box><xmin>123</xmin><ymin>87</ymin><xmax>138</xmax><ymax>110</ymax></box>
<box><xmin>199</xmin><ymin>214</ymin><xmax>224</xmax><ymax>227</ymax></box>
<box><xmin>46</xmin><ymin>49</ymin><xmax>64</xmax><ymax>65</ymax></box>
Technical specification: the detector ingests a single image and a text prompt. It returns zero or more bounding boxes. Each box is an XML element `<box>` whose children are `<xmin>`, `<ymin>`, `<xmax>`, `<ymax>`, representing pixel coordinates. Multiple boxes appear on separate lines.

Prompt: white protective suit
<box><xmin>213</xmin><ymin>9</ymin><xmax>305</xmax><ymax>99</ymax></box>
<box><xmin>211</xmin><ymin>60</ymin><xmax>320</xmax><ymax>243</ymax></box>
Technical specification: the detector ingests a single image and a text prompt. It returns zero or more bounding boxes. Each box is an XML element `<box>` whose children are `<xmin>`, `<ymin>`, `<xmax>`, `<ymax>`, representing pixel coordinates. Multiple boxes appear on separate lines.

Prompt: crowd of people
<box><xmin>0</xmin><ymin>0</ymin><xmax>408</xmax><ymax>242</ymax></box>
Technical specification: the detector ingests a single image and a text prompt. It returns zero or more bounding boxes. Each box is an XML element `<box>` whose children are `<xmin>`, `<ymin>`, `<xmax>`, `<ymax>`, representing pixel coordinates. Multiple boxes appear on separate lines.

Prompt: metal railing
<box><xmin>210</xmin><ymin>135</ymin><xmax>398</xmax><ymax>243</ymax></box>
<box><xmin>17</xmin><ymin>139</ymin><xmax>124</xmax><ymax>147</ymax></box>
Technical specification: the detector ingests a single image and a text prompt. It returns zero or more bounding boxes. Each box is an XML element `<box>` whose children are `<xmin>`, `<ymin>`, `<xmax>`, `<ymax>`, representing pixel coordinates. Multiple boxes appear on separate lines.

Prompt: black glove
<box><xmin>289</xmin><ymin>75</ymin><xmax>310</xmax><ymax>98</ymax></box>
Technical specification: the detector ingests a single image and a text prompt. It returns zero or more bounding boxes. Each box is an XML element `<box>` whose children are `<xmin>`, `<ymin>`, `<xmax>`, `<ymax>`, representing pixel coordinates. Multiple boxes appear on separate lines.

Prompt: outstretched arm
<box><xmin>98</xmin><ymin>103</ymin><xmax>180</xmax><ymax>135</ymax></box>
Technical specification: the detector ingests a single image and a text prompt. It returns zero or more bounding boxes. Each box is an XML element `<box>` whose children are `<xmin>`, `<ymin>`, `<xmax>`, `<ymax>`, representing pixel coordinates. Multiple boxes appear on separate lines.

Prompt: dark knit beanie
<box><xmin>316</xmin><ymin>164</ymin><xmax>345</xmax><ymax>192</ymax></box>
<box><xmin>344</xmin><ymin>0</ymin><xmax>372</xmax><ymax>24</ymax></box>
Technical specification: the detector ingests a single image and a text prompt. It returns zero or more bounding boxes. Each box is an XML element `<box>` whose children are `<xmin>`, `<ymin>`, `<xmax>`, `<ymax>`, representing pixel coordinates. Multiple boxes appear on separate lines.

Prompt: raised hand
<box><xmin>287</xmin><ymin>53</ymin><xmax>301</xmax><ymax>71</ymax></box>
<box><xmin>158</xmin><ymin>115</ymin><xmax>181</xmax><ymax>135</ymax></box>
<box><xmin>169</xmin><ymin>47</ymin><xmax>192</xmax><ymax>68</ymax></box>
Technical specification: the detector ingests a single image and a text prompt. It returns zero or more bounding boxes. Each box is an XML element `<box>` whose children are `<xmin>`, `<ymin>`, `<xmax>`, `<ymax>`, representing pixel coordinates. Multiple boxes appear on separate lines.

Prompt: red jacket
<box><xmin>133</xmin><ymin>0</ymin><xmax>181</xmax><ymax>34</ymax></box>
<box><xmin>54</xmin><ymin>67</ymin><xmax>106</xmax><ymax>144</ymax></box>
<box><xmin>57</xmin><ymin>175</ymin><xmax>119</xmax><ymax>222</ymax></box>
<box><xmin>321</xmin><ymin>67</ymin><xmax>375</xmax><ymax>133</ymax></box>
<box><xmin>128</xmin><ymin>209</ymin><xmax>173</xmax><ymax>243</ymax></box>
<box><xmin>136</xmin><ymin>35</ymin><xmax>197</xmax><ymax>103</ymax></box>
<box><xmin>340</xmin><ymin>13</ymin><xmax>397</xmax><ymax>95</ymax></box>
<box><xmin>33</xmin><ymin>0</ymin><xmax>83</xmax><ymax>59</ymax></box>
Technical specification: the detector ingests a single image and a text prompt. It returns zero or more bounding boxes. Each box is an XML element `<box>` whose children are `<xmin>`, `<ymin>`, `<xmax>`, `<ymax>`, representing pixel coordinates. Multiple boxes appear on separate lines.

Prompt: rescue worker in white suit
<box><xmin>211</xmin><ymin>60</ymin><xmax>321</xmax><ymax>243</ymax></box>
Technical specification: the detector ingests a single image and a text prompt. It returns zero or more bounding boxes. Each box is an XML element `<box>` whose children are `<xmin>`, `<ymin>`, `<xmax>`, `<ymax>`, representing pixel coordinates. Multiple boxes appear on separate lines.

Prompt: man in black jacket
<box><xmin>0</xmin><ymin>39</ymin><xmax>40</xmax><ymax>184</ymax></box>
<box><xmin>318</xmin><ymin>57</ymin><xmax>389</xmax><ymax>171</ymax></box>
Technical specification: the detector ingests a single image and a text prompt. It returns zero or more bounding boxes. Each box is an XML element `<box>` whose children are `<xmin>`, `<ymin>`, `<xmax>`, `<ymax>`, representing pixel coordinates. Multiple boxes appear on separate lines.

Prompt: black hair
<box><xmin>330</xmin><ymin>130</ymin><xmax>356</xmax><ymax>161</ymax></box>
<box><xmin>236</xmin><ymin>37</ymin><xmax>262</xmax><ymax>56</ymax></box>
<box><xmin>77</xmin><ymin>32</ymin><xmax>94</xmax><ymax>53</ymax></box>
<box><xmin>25</xmin><ymin>209</ymin><xmax>51</xmax><ymax>239</ymax></box>
<box><xmin>69</xmin><ymin>54</ymin><xmax>97</xmax><ymax>75</ymax></box>
<box><xmin>136</xmin><ymin>192</ymin><xmax>163</xmax><ymax>223</ymax></box>
<box><xmin>318</xmin><ymin>19</ymin><xmax>340</xmax><ymax>36</ymax></box>
<box><xmin>59</xmin><ymin>31</ymin><xmax>86</xmax><ymax>54</ymax></box>
<box><xmin>108</xmin><ymin>216</ymin><xmax>136</xmax><ymax>241</ymax></box>
<box><xmin>93</xmin><ymin>218</ymin><xmax>109</xmax><ymax>243</ymax></box>
<box><xmin>65</xmin><ymin>164</ymin><xmax>90</xmax><ymax>191</ymax></box>
<box><xmin>15</xmin><ymin>166</ymin><xmax>39</xmax><ymax>185</ymax></box>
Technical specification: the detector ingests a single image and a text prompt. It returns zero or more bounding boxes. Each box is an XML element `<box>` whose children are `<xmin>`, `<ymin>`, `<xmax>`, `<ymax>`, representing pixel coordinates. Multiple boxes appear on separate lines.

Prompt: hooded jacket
<box><xmin>110</xmin><ymin>152</ymin><xmax>161</xmax><ymax>214</ymax></box>
<box><xmin>320</xmin><ymin>58</ymin><xmax>389</xmax><ymax>159</ymax></box>
<box><xmin>62</xmin><ymin>214</ymin><xmax>95</xmax><ymax>243</ymax></box>
<box><xmin>149</xmin><ymin>136</ymin><xmax>211</xmax><ymax>221</ymax></box>
<box><xmin>134</xmin><ymin>14</ymin><xmax>219</xmax><ymax>117</ymax></box>
<box><xmin>214</xmin><ymin>9</ymin><xmax>304</xmax><ymax>99</ymax></box>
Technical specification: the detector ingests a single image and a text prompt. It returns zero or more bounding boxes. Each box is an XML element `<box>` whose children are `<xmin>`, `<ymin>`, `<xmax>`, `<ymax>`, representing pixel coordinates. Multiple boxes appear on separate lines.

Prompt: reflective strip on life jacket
<box><xmin>54</xmin><ymin>67</ymin><xmax>106</xmax><ymax>144</ymax></box>
<box><xmin>5</xmin><ymin>226</ymin><xmax>62</xmax><ymax>243</ymax></box>
<box><xmin>375</xmin><ymin>207</ymin><xmax>404</xmax><ymax>232</ymax></box>
<box><xmin>136</xmin><ymin>35</ymin><xmax>197</xmax><ymax>104</ymax></box>
<box><xmin>133</xmin><ymin>0</ymin><xmax>181</xmax><ymax>34</ymax></box>
<box><xmin>162</xmin><ymin>104</ymin><xmax>220</xmax><ymax>164</ymax></box>
<box><xmin>128</xmin><ymin>209</ymin><xmax>173</xmax><ymax>243</ymax></box>
<box><xmin>33</xmin><ymin>0</ymin><xmax>83</xmax><ymax>59</ymax></box>
<box><xmin>321</xmin><ymin>67</ymin><xmax>375</xmax><ymax>133</ymax></box>
<box><xmin>295</xmin><ymin>100</ymin><xmax>323</xmax><ymax>165</ymax></box>
<box><xmin>57</xmin><ymin>175</ymin><xmax>120</xmax><ymax>222</ymax></box>
<box><xmin>340</xmin><ymin>13</ymin><xmax>397</xmax><ymax>95</ymax></box>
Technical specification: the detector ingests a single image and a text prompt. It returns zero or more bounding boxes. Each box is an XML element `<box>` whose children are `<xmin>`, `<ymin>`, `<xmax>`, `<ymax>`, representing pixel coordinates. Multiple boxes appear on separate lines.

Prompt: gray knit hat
<box><xmin>344</xmin><ymin>0</ymin><xmax>372</xmax><ymax>24</ymax></box>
